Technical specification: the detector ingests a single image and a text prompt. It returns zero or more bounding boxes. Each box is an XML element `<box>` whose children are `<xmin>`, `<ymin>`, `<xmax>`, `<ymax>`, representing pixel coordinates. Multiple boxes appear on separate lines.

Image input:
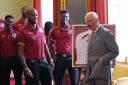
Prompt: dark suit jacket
<box><xmin>86</xmin><ymin>25</ymin><xmax>119</xmax><ymax>81</ymax></box>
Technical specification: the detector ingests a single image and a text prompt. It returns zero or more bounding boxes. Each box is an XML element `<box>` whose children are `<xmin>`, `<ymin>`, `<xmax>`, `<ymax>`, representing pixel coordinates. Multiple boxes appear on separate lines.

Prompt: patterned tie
<box><xmin>90</xmin><ymin>31</ymin><xmax>95</xmax><ymax>39</ymax></box>
<box><xmin>88</xmin><ymin>31</ymin><xmax>95</xmax><ymax>50</ymax></box>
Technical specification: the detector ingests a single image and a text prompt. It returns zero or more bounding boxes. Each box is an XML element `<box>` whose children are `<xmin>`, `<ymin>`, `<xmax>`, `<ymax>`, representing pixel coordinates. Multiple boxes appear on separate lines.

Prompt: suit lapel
<box><xmin>88</xmin><ymin>26</ymin><xmax>102</xmax><ymax>51</ymax></box>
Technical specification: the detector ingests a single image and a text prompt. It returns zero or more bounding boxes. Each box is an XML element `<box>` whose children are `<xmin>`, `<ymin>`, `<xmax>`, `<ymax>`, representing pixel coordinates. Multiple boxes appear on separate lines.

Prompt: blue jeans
<box><xmin>0</xmin><ymin>57</ymin><xmax>23</xmax><ymax>85</ymax></box>
<box><xmin>53</xmin><ymin>54</ymin><xmax>78</xmax><ymax>85</ymax></box>
<box><xmin>25</xmin><ymin>58</ymin><xmax>53</xmax><ymax>85</ymax></box>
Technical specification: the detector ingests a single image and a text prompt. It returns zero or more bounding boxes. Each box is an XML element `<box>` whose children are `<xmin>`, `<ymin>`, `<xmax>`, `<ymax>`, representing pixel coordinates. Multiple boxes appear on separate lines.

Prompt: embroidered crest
<box><xmin>0</xmin><ymin>23</ymin><xmax>4</xmax><ymax>28</ymax></box>
<box><xmin>12</xmin><ymin>33</ymin><xmax>17</xmax><ymax>38</ymax></box>
<box><xmin>68</xmin><ymin>29</ymin><xmax>72</xmax><ymax>35</ymax></box>
<box><xmin>38</xmin><ymin>28</ymin><xmax>43</xmax><ymax>33</ymax></box>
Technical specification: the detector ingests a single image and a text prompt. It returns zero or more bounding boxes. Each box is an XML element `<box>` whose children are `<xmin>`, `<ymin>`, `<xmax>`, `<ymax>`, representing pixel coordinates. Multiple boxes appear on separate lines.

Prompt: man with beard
<box><xmin>17</xmin><ymin>8</ymin><xmax>54</xmax><ymax>85</ymax></box>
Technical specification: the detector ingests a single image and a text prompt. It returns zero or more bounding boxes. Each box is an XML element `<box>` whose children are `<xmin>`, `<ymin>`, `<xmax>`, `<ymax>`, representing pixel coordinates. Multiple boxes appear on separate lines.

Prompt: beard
<box><xmin>61</xmin><ymin>21</ymin><xmax>68</xmax><ymax>28</ymax></box>
<box><xmin>28</xmin><ymin>19</ymin><xmax>37</xmax><ymax>25</ymax></box>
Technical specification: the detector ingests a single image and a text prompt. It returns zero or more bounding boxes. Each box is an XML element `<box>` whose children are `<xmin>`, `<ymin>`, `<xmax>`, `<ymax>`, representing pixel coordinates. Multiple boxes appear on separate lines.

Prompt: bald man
<box><xmin>14</xmin><ymin>6</ymin><xmax>30</xmax><ymax>32</ymax></box>
<box><xmin>85</xmin><ymin>12</ymin><xmax>119</xmax><ymax>85</ymax></box>
<box><xmin>17</xmin><ymin>8</ymin><xmax>54</xmax><ymax>85</ymax></box>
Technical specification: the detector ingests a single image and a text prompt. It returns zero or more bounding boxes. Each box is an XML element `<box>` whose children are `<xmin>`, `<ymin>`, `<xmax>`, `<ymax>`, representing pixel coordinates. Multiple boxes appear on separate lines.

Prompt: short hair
<box><xmin>5</xmin><ymin>15</ymin><xmax>14</xmax><ymax>20</ymax></box>
<box><xmin>60</xmin><ymin>10</ymin><xmax>69</xmax><ymax>14</ymax></box>
<box><xmin>22</xmin><ymin>6</ymin><xmax>29</xmax><ymax>10</ymax></box>
<box><xmin>85</xmin><ymin>12</ymin><xmax>99</xmax><ymax>20</ymax></box>
<box><xmin>44</xmin><ymin>21</ymin><xmax>53</xmax><ymax>30</ymax></box>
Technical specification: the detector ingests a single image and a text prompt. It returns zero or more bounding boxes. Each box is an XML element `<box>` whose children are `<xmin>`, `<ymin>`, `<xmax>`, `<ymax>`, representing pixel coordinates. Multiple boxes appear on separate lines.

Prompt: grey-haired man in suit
<box><xmin>85</xmin><ymin>12</ymin><xmax>119</xmax><ymax>85</ymax></box>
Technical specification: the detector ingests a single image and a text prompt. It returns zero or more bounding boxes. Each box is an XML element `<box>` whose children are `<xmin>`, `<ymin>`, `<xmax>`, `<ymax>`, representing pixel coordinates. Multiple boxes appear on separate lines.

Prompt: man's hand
<box><xmin>24</xmin><ymin>67</ymin><xmax>33</xmax><ymax>78</ymax></box>
<box><xmin>49</xmin><ymin>59</ymin><xmax>54</xmax><ymax>70</ymax></box>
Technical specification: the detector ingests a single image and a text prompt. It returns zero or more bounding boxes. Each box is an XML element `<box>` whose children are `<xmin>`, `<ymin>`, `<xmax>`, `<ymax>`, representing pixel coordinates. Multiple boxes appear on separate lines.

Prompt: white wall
<box><xmin>0</xmin><ymin>0</ymin><xmax>33</xmax><ymax>21</ymax></box>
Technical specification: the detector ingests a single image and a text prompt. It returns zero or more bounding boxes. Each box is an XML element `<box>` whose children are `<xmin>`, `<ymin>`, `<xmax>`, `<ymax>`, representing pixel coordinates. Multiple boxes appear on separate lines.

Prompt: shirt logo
<box><xmin>0</xmin><ymin>23</ymin><xmax>4</xmax><ymax>28</ymax></box>
<box><xmin>12</xmin><ymin>33</ymin><xmax>17</xmax><ymax>38</ymax></box>
<box><xmin>68</xmin><ymin>29</ymin><xmax>72</xmax><ymax>35</ymax></box>
<box><xmin>38</xmin><ymin>28</ymin><xmax>43</xmax><ymax>33</ymax></box>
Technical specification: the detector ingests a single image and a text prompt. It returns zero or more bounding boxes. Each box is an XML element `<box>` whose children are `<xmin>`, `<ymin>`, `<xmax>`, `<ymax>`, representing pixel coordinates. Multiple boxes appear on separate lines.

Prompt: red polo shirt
<box><xmin>0</xmin><ymin>29</ymin><xmax>18</xmax><ymax>57</ymax></box>
<box><xmin>18</xmin><ymin>25</ymin><xmax>46</xmax><ymax>59</ymax></box>
<box><xmin>50</xmin><ymin>25</ymin><xmax>73</xmax><ymax>54</ymax></box>
<box><xmin>14</xmin><ymin>19</ymin><xmax>27</xmax><ymax>32</ymax></box>
<box><xmin>45</xmin><ymin>32</ymin><xmax>51</xmax><ymax>45</ymax></box>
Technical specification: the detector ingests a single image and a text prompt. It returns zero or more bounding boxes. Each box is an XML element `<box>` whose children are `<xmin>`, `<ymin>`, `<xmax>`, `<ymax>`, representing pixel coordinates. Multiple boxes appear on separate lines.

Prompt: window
<box><xmin>41</xmin><ymin>0</ymin><xmax>53</xmax><ymax>27</ymax></box>
<box><xmin>108</xmin><ymin>0</ymin><xmax>128</xmax><ymax>62</ymax></box>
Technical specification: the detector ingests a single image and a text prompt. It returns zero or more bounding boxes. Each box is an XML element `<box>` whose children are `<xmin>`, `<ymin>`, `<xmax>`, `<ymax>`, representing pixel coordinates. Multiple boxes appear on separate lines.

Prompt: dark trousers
<box><xmin>88</xmin><ymin>79</ymin><xmax>109</xmax><ymax>85</ymax></box>
<box><xmin>25</xmin><ymin>59</ymin><xmax>53</xmax><ymax>85</ymax></box>
<box><xmin>0</xmin><ymin>57</ymin><xmax>23</xmax><ymax>85</ymax></box>
<box><xmin>53</xmin><ymin>55</ymin><xmax>78</xmax><ymax>85</ymax></box>
<box><xmin>87</xmin><ymin>63</ymin><xmax>111</xmax><ymax>85</ymax></box>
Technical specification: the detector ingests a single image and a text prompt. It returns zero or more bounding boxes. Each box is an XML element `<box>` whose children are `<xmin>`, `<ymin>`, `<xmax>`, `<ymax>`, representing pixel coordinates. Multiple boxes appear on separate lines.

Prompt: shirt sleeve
<box><xmin>17</xmin><ymin>31</ymin><xmax>25</xmax><ymax>45</ymax></box>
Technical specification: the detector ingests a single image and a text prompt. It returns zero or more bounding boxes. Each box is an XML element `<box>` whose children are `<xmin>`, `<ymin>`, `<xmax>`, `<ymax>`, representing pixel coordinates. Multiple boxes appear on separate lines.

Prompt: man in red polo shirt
<box><xmin>14</xmin><ymin>6</ymin><xmax>29</xmax><ymax>32</ymax></box>
<box><xmin>17</xmin><ymin>8</ymin><xmax>54</xmax><ymax>85</ymax></box>
<box><xmin>0</xmin><ymin>15</ymin><xmax>23</xmax><ymax>85</ymax></box>
<box><xmin>44</xmin><ymin>21</ymin><xmax>53</xmax><ymax>45</ymax></box>
<box><xmin>49</xmin><ymin>10</ymin><xmax>78</xmax><ymax>85</ymax></box>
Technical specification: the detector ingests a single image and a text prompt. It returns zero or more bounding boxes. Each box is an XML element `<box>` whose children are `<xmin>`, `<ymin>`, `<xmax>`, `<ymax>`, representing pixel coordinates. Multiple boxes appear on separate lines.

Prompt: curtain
<box><xmin>86</xmin><ymin>0</ymin><xmax>108</xmax><ymax>24</ymax></box>
<box><xmin>53</xmin><ymin>0</ymin><xmax>61</xmax><ymax>27</ymax></box>
<box><xmin>60</xmin><ymin>0</ymin><xmax>66</xmax><ymax>10</ymax></box>
<box><xmin>34</xmin><ymin>0</ymin><xmax>42</xmax><ymax>26</ymax></box>
<box><xmin>34</xmin><ymin>0</ymin><xmax>60</xmax><ymax>27</ymax></box>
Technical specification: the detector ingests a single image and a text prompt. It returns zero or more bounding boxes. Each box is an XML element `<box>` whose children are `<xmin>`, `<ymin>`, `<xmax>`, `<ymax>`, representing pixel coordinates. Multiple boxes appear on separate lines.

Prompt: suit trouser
<box><xmin>87</xmin><ymin>62</ymin><xmax>111</xmax><ymax>85</ymax></box>
<box><xmin>53</xmin><ymin>55</ymin><xmax>78</xmax><ymax>85</ymax></box>
<box><xmin>88</xmin><ymin>79</ymin><xmax>109</xmax><ymax>85</ymax></box>
<box><xmin>0</xmin><ymin>57</ymin><xmax>23</xmax><ymax>85</ymax></box>
<box><xmin>25</xmin><ymin>59</ymin><xmax>52</xmax><ymax>85</ymax></box>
